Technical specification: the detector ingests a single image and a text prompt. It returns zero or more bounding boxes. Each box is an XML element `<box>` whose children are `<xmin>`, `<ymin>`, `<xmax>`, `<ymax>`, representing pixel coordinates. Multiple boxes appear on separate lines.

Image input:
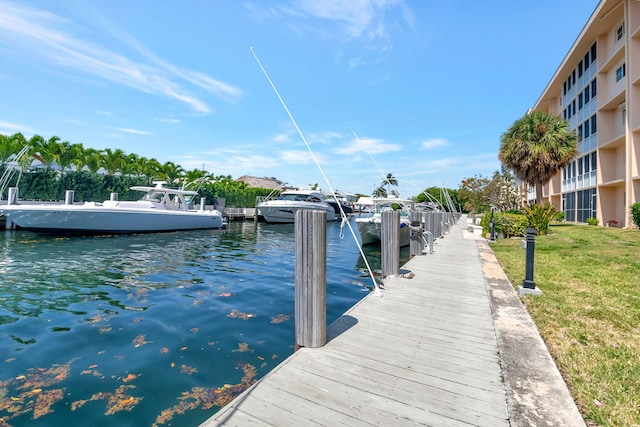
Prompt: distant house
<box><xmin>236</xmin><ymin>175</ymin><xmax>283</xmax><ymax>190</ymax></box>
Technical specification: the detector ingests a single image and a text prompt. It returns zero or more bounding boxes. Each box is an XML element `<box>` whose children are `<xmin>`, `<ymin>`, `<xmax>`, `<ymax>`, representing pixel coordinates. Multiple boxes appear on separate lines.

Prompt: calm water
<box><xmin>0</xmin><ymin>218</ymin><xmax>406</xmax><ymax>426</ymax></box>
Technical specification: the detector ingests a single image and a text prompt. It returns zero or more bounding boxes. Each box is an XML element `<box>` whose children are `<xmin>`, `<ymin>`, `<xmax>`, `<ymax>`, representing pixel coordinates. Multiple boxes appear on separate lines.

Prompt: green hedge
<box><xmin>480</xmin><ymin>212</ymin><xmax>528</xmax><ymax>238</ymax></box>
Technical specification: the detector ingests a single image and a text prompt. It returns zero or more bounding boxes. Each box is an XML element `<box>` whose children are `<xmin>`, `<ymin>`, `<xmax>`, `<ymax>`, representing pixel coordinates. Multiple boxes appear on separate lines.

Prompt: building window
<box><xmin>584</xmin><ymin>51</ymin><xmax>590</xmax><ymax>70</ymax></box>
<box><xmin>616</xmin><ymin>64</ymin><xmax>626</xmax><ymax>82</ymax></box>
<box><xmin>591</xmin><ymin>42</ymin><xmax>597</xmax><ymax>62</ymax></box>
<box><xmin>564</xmin><ymin>192</ymin><xmax>576</xmax><ymax>222</ymax></box>
<box><xmin>591</xmin><ymin>79</ymin><xmax>597</xmax><ymax>97</ymax></box>
<box><xmin>590</xmin><ymin>115</ymin><xmax>597</xmax><ymax>134</ymax></box>
<box><xmin>578</xmin><ymin>60</ymin><xmax>583</xmax><ymax>78</ymax></box>
<box><xmin>616</xmin><ymin>23</ymin><xmax>625</xmax><ymax>41</ymax></box>
<box><xmin>577</xmin><ymin>189</ymin><xmax>597</xmax><ymax>223</ymax></box>
<box><xmin>584</xmin><ymin>85</ymin><xmax>590</xmax><ymax>103</ymax></box>
<box><xmin>584</xmin><ymin>120</ymin><xmax>590</xmax><ymax>138</ymax></box>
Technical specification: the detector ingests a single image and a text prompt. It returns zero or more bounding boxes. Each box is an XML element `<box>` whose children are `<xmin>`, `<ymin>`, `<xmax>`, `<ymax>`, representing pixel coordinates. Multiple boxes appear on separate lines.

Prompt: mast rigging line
<box><xmin>250</xmin><ymin>46</ymin><xmax>382</xmax><ymax>297</ymax></box>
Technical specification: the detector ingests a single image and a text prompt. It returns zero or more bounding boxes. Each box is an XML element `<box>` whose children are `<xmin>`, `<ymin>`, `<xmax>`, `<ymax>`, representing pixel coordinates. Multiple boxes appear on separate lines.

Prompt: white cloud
<box><xmin>281</xmin><ymin>150</ymin><xmax>313</xmax><ymax>164</ymax></box>
<box><xmin>335</xmin><ymin>136</ymin><xmax>402</xmax><ymax>155</ymax></box>
<box><xmin>270</xmin><ymin>0</ymin><xmax>413</xmax><ymax>65</ymax></box>
<box><xmin>0</xmin><ymin>120</ymin><xmax>36</xmax><ymax>135</ymax></box>
<box><xmin>273</xmin><ymin>133</ymin><xmax>291</xmax><ymax>143</ymax></box>
<box><xmin>117</xmin><ymin>128</ymin><xmax>152</xmax><ymax>135</ymax></box>
<box><xmin>421</xmin><ymin>138</ymin><xmax>448</xmax><ymax>150</ymax></box>
<box><xmin>0</xmin><ymin>2</ymin><xmax>243</xmax><ymax>113</ymax></box>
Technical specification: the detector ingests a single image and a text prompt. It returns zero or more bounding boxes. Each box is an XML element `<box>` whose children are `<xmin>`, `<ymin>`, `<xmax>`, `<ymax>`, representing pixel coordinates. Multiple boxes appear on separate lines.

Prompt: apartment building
<box><xmin>533</xmin><ymin>0</ymin><xmax>640</xmax><ymax>227</ymax></box>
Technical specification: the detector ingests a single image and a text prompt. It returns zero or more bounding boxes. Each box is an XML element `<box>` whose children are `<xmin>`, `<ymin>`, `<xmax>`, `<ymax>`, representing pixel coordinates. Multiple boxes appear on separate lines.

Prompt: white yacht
<box><xmin>355</xmin><ymin>197</ymin><xmax>412</xmax><ymax>246</ymax></box>
<box><xmin>257</xmin><ymin>189</ymin><xmax>337</xmax><ymax>223</ymax></box>
<box><xmin>1</xmin><ymin>182</ymin><xmax>224</xmax><ymax>234</ymax></box>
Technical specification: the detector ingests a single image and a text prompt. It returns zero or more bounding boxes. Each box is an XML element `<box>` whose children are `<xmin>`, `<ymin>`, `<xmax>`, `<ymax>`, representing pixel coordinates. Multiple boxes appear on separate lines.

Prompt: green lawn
<box><xmin>490</xmin><ymin>224</ymin><xmax>640</xmax><ymax>427</ymax></box>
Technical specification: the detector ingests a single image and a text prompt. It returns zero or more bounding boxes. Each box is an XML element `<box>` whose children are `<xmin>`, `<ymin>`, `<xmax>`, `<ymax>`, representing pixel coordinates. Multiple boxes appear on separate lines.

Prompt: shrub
<box><xmin>555</xmin><ymin>211</ymin><xmax>565</xmax><ymax>222</ymax></box>
<box><xmin>586</xmin><ymin>217</ymin><xmax>599</xmax><ymax>226</ymax></box>
<box><xmin>631</xmin><ymin>203</ymin><xmax>640</xmax><ymax>228</ymax></box>
<box><xmin>479</xmin><ymin>211</ymin><xmax>528</xmax><ymax>238</ymax></box>
<box><xmin>523</xmin><ymin>203</ymin><xmax>556</xmax><ymax>235</ymax></box>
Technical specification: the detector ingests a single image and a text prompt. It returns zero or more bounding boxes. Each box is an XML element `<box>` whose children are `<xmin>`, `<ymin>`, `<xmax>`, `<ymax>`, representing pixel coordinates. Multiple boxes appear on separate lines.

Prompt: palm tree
<box><xmin>372</xmin><ymin>185</ymin><xmax>387</xmax><ymax>198</ymax></box>
<box><xmin>81</xmin><ymin>148</ymin><xmax>103</xmax><ymax>174</ymax></box>
<box><xmin>158</xmin><ymin>161</ymin><xmax>185</xmax><ymax>185</ymax></box>
<box><xmin>0</xmin><ymin>133</ymin><xmax>24</xmax><ymax>164</ymax></box>
<box><xmin>101</xmin><ymin>148</ymin><xmax>127</xmax><ymax>175</ymax></box>
<box><xmin>68</xmin><ymin>143</ymin><xmax>87</xmax><ymax>172</ymax></box>
<box><xmin>55</xmin><ymin>140</ymin><xmax>75</xmax><ymax>173</ymax></box>
<box><xmin>499</xmin><ymin>110</ymin><xmax>578</xmax><ymax>205</ymax></box>
<box><xmin>380</xmin><ymin>173</ymin><xmax>398</xmax><ymax>197</ymax></box>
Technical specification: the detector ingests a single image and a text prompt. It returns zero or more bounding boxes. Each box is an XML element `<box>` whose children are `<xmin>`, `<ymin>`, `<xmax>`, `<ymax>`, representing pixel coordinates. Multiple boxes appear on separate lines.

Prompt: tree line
<box><xmin>0</xmin><ymin>133</ymin><xmax>274</xmax><ymax>207</ymax></box>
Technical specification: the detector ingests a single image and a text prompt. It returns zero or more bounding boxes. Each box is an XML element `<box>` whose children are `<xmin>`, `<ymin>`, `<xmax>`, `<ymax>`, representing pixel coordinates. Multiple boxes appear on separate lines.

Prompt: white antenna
<box><xmin>250</xmin><ymin>47</ymin><xmax>382</xmax><ymax>297</ymax></box>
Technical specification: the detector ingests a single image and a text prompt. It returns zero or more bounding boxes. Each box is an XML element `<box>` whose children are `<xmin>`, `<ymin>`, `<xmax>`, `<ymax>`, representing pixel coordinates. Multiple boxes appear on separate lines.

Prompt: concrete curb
<box><xmin>476</xmin><ymin>239</ymin><xmax>586</xmax><ymax>427</ymax></box>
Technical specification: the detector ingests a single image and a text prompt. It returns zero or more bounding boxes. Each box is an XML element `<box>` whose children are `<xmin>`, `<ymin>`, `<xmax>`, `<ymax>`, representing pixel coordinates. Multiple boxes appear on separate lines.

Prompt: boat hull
<box><xmin>258</xmin><ymin>202</ymin><xmax>336</xmax><ymax>223</ymax></box>
<box><xmin>2</xmin><ymin>204</ymin><xmax>224</xmax><ymax>234</ymax></box>
<box><xmin>355</xmin><ymin>218</ymin><xmax>411</xmax><ymax>247</ymax></box>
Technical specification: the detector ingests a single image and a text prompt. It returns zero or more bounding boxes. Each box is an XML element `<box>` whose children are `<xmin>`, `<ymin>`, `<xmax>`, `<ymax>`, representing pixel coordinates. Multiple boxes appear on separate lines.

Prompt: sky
<box><xmin>0</xmin><ymin>0</ymin><xmax>601</xmax><ymax>198</ymax></box>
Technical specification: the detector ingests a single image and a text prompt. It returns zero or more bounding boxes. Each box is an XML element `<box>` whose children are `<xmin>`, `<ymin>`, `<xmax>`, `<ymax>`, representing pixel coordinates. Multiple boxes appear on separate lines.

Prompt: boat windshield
<box><xmin>141</xmin><ymin>191</ymin><xmax>164</xmax><ymax>202</ymax></box>
<box><xmin>278</xmin><ymin>194</ymin><xmax>322</xmax><ymax>202</ymax></box>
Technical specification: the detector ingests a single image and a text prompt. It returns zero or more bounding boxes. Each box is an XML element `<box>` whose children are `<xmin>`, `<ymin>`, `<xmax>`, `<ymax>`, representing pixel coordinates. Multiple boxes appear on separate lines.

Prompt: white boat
<box><xmin>257</xmin><ymin>189</ymin><xmax>337</xmax><ymax>223</ymax></box>
<box><xmin>355</xmin><ymin>197</ymin><xmax>412</xmax><ymax>247</ymax></box>
<box><xmin>0</xmin><ymin>182</ymin><xmax>224</xmax><ymax>234</ymax></box>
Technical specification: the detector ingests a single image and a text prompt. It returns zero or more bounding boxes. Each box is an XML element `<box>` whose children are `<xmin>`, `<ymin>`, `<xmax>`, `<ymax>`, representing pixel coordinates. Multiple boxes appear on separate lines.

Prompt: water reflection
<box><xmin>0</xmin><ymin>219</ymin><xmax>383</xmax><ymax>426</ymax></box>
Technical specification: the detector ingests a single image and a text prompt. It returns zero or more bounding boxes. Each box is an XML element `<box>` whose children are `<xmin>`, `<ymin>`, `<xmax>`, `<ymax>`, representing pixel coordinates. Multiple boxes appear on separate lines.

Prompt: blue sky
<box><xmin>0</xmin><ymin>1</ymin><xmax>599</xmax><ymax>197</ymax></box>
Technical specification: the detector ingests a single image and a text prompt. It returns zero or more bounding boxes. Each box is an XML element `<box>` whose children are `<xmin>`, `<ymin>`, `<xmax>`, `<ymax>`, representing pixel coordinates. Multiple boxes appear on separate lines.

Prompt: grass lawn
<box><xmin>490</xmin><ymin>224</ymin><xmax>640</xmax><ymax>426</ymax></box>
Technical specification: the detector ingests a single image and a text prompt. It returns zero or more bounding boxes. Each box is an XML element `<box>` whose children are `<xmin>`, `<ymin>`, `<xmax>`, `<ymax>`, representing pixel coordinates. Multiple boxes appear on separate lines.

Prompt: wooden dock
<box><xmin>201</xmin><ymin>217</ymin><xmax>585</xmax><ymax>426</ymax></box>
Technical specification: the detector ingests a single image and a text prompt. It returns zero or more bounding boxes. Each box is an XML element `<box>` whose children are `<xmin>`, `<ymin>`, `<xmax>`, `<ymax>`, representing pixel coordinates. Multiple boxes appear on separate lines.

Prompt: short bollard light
<box><xmin>489</xmin><ymin>207</ymin><xmax>496</xmax><ymax>242</ymax></box>
<box><xmin>518</xmin><ymin>227</ymin><xmax>542</xmax><ymax>296</ymax></box>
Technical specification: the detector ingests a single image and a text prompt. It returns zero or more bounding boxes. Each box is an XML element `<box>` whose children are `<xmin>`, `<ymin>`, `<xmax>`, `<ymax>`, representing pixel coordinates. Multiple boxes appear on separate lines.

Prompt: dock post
<box><xmin>64</xmin><ymin>190</ymin><xmax>74</xmax><ymax>205</ymax></box>
<box><xmin>410</xmin><ymin>209</ymin><xmax>424</xmax><ymax>258</ymax></box>
<box><xmin>7</xmin><ymin>187</ymin><xmax>18</xmax><ymax>205</ymax></box>
<box><xmin>110</xmin><ymin>192</ymin><xmax>118</xmax><ymax>201</ymax></box>
<box><xmin>200</xmin><ymin>197</ymin><xmax>206</xmax><ymax>211</ymax></box>
<box><xmin>381</xmin><ymin>210</ymin><xmax>399</xmax><ymax>278</ymax></box>
<box><xmin>294</xmin><ymin>209</ymin><xmax>327</xmax><ymax>349</ymax></box>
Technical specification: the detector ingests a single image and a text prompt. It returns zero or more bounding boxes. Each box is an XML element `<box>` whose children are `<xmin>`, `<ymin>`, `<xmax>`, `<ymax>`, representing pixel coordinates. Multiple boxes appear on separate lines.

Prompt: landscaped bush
<box><xmin>523</xmin><ymin>203</ymin><xmax>556</xmax><ymax>235</ymax></box>
<box><xmin>480</xmin><ymin>211</ymin><xmax>528</xmax><ymax>238</ymax></box>
<box><xmin>586</xmin><ymin>217</ymin><xmax>599</xmax><ymax>226</ymax></box>
<box><xmin>631</xmin><ymin>202</ymin><xmax>640</xmax><ymax>228</ymax></box>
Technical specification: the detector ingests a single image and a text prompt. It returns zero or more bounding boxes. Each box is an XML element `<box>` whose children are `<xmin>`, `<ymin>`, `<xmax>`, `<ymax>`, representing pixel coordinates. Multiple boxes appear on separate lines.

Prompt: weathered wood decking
<box><xmin>201</xmin><ymin>218</ymin><xmax>585</xmax><ymax>426</ymax></box>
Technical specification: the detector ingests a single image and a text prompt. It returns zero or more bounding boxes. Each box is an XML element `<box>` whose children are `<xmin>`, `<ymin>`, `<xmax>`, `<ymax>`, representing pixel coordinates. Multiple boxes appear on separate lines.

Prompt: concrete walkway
<box><xmin>201</xmin><ymin>217</ymin><xmax>585</xmax><ymax>426</ymax></box>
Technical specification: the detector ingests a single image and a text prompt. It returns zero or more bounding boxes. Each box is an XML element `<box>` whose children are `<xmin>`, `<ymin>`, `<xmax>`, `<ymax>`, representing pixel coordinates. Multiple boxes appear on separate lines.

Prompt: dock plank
<box><xmin>203</xmin><ymin>221</ymin><xmax>512</xmax><ymax>426</ymax></box>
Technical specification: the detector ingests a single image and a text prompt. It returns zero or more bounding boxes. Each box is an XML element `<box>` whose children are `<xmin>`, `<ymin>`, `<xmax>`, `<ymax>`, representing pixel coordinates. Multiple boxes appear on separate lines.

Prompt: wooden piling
<box><xmin>410</xmin><ymin>209</ymin><xmax>424</xmax><ymax>258</ymax></box>
<box><xmin>381</xmin><ymin>210</ymin><xmax>399</xmax><ymax>278</ymax></box>
<box><xmin>7</xmin><ymin>187</ymin><xmax>18</xmax><ymax>205</ymax></box>
<box><xmin>294</xmin><ymin>209</ymin><xmax>327</xmax><ymax>348</ymax></box>
<box><xmin>64</xmin><ymin>190</ymin><xmax>74</xmax><ymax>205</ymax></box>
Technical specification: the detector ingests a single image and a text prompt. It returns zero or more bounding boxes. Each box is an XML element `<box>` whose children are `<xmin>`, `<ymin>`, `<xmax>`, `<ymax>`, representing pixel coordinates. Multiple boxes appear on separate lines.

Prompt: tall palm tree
<box><xmin>381</xmin><ymin>173</ymin><xmax>399</xmax><ymax>197</ymax></box>
<box><xmin>499</xmin><ymin>110</ymin><xmax>578</xmax><ymax>205</ymax></box>
<box><xmin>372</xmin><ymin>185</ymin><xmax>387</xmax><ymax>198</ymax></box>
